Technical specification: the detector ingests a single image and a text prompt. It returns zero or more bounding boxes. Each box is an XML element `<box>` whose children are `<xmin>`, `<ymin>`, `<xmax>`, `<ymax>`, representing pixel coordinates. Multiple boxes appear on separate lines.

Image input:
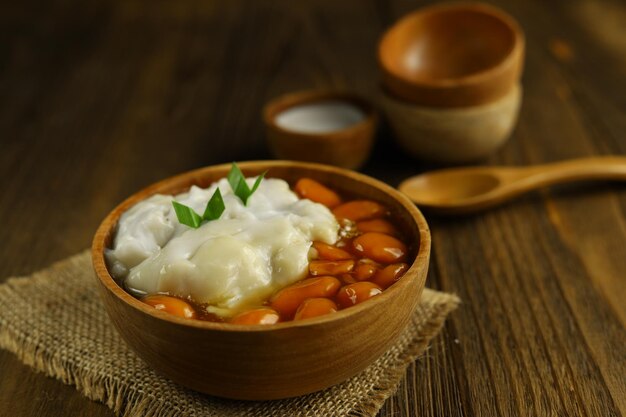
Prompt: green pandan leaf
<box><xmin>171</xmin><ymin>201</ymin><xmax>203</xmax><ymax>228</ymax></box>
<box><xmin>202</xmin><ymin>188</ymin><xmax>225</xmax><ymax>221</ymax></box>
<box><xmin>172</xmin><ymin>163</ymin><xmax>265</xmax><ymax>227</ymax></box>
<box><xmin>227</xmin><ymin>162</ymin><xmax>266</xmax><ymax>206</ymax></box>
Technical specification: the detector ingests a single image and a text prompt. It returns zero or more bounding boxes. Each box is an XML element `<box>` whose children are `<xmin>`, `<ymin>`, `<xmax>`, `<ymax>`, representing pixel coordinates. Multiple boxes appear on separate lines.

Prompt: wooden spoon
<box><xmin>398</xmin><ymin>156</ymin><xmax>626</xmax><ymax>214</ymax></box>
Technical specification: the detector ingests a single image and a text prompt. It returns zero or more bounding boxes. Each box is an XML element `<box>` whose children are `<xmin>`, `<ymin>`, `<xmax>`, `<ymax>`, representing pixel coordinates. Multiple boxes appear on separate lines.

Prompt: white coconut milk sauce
<box><xmin>274</xmin><ymin>100</ymin><xmax>365</xmax><ymax>134</ymax></box>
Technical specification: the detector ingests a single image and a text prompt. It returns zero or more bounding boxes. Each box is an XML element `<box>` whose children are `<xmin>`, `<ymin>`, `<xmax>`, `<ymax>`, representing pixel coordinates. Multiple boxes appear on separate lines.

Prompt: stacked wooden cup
<box><xmin>378</xmin><ymin>2</ymin><xmax>525</xmax><ymax>164</ymax></box>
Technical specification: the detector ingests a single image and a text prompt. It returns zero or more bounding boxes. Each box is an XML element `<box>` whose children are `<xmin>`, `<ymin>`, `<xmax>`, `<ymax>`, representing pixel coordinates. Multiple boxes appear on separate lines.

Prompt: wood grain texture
<box><xmin>0</xmin><ymin>0</ymin><xmax>624</xmax><ymax>415</ymax></box>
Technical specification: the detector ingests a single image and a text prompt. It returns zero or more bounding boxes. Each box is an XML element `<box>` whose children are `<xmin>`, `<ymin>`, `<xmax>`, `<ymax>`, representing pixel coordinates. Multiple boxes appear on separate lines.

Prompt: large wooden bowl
<box><xmin>378</xmin><ymin>2</ymin><xmax>524</xmax><ymax>107</ymax></box>
<box><xmin>92</xmin><ymin>161</ymin><xmax>430</xmax><ymax>400</ymax></box>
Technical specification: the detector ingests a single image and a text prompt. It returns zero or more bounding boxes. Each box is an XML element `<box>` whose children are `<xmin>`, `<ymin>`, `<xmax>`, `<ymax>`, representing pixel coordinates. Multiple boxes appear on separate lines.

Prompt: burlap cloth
<box><xmin>0</xmin><ymin>251</ymin><xmax>459</xmax><ymax>417</ymax></box>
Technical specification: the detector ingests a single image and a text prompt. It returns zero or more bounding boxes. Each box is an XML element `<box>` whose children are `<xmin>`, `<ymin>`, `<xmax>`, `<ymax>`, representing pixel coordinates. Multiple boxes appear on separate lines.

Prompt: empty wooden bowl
<box><xmin>92</xmin><ymin>161</ymin><xmax>430</xmax><ymax>400</ymax></box>
<box><xmin>264</xmin><ymin>91</ymin><xmax>378</xmax><ymax>170</ymax></box>
<box><xmin>381</xmin><ymin>84</ymin><xmax>522</xmax><ymax>163</ymax></box>
<box><xmin>378</xmin><ymin>2</ymin><xmax>524</xmax><ymax>107</ymax></box>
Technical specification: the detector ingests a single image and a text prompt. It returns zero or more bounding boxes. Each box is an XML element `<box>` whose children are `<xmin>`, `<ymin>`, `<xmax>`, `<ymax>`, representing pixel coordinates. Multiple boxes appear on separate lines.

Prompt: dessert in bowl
<box><xmin>92</xmin><ymin>161</ymin><xmax>430</xmax><ymax>400</ymax></box>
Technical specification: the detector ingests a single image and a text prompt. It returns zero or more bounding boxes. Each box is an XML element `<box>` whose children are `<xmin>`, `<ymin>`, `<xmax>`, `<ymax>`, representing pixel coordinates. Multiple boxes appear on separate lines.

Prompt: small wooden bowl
<box><xmin>378</xmin><ymin>2</ymin><xmax>524</xmax><ymax>107</ymax></box>
<box><xmin>381</xmin><ymin>84</ymin><xmax>522</xmax><ymax>163</ymax></box>
<box><xmin>264</xmin><ymin>91</ymin><xmax>378</xmax><ymax>170</ymax></box>
<box><xmin>92</xmin><ymin>161</ymin><xmax>430</xmax><ymax>400</ymax></box>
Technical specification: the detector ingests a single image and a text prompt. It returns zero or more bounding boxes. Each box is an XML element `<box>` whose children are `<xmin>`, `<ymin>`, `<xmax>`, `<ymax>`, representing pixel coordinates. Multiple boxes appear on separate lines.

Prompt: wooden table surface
<box><xmin>1</xmin><ymin>0</ymin><xmax>625</xmax><ymax>415</ymax></box>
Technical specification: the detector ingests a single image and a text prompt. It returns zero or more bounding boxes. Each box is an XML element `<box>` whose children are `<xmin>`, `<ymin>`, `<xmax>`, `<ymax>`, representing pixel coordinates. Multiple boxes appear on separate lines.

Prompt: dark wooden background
<box><xmin>1</xmin><ymin>0</ymin><xmax>625</xmax><ymax>415</ymax></box>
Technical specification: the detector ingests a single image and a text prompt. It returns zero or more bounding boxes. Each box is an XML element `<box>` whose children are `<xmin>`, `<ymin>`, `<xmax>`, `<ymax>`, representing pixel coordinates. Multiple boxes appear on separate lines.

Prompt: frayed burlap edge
<box><xmin>0</xmin><ymin>254</ymin><xmax>163</xmax><ymax>417</ymax></box>
<box><xmin>0</xmin><ymin>252</ymin><xmax>460</xmax><ymax>417</ymax></box>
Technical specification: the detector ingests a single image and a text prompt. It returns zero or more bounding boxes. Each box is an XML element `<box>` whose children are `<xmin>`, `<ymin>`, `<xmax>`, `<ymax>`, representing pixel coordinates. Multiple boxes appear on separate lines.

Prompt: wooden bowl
<box><xmin>92</xmin><ymin>161</ymin><xmax>430</xmax><ymax>400</ymax></box>
<box><xmin>381</xmin><ymin>84</ymin><xmax>522</xmax><ymax>163</ymax></box>
<box><xmin>378</xmin><ymin>2</ymin><xmax>524</xmax><ymax>107</ymax></box>
<box><xmin>264</xmin><ymin>91</ymin><xmax>378</xmax><ymax>170</ymax></box>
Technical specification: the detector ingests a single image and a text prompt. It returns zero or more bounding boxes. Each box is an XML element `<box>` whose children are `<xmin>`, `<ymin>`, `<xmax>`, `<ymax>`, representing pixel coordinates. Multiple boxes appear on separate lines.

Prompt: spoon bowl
<box><xmin>399</xmin><ymin>157</ymin><xmax>626</xmax><ymax>214</ymax></box>
<box><xmin>405</xmin><ymin>171</ymin><xmax>501</xmax><ymax>205</ymax></box>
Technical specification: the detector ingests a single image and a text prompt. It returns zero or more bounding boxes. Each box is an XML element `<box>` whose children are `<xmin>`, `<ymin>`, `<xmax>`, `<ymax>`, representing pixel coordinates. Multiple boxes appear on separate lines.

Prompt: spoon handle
<box><xmin>520</xmin><ymin>156</ymin><xmax>626</xmax><ymax>185</ymax></box>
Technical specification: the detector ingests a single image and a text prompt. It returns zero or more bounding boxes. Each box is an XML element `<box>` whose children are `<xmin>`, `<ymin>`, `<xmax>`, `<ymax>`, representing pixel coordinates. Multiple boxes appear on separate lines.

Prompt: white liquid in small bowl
<box><xmin>275</xmin><ymin>100</ymin><xmax>366</xmax><ymax>134</ymax></box>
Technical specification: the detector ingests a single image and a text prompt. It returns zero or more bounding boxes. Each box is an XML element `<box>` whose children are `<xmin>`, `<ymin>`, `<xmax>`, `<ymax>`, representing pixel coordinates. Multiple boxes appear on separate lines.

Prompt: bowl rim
<box><xmin>263</xmin><ymin>90</ymin><xmax>378</xmax><ymax>141</ymax></box>
<box><xmin>381</xmin><ymin>82</ymin><xmax>522</xmax><ymax>113</ymax></box>
<box><xmin>92</xmin><ymin>160</ymin><xmax>430</xmax><ymax>333</ymax></box>
<box><xmin>377</xmin><ymin>1</ymin><xmax>525</xmax><ymax>88</ymax></box>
